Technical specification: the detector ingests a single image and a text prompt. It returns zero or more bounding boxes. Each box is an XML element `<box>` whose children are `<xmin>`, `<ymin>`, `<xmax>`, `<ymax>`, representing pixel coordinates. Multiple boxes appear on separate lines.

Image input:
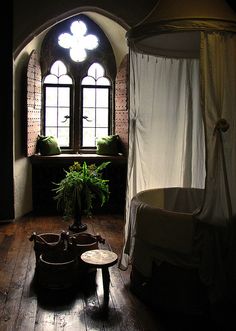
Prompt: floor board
<box><xmin>2</xmin><ymin>214</ymin><xmax>233</xmax><ymax>331</ymax></box>
<box><xmin>0</xmin><ymin>215</ymin><xmax>166</xmax><ymax>331</ymax></box>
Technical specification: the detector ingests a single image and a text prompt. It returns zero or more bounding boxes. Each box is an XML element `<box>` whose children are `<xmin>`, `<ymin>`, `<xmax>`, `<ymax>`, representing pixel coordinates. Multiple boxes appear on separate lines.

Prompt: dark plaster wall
<box><xmin>13</xmin><ymin>0</ymin><xmax>236</xmax><ymax>56</ymax></box>
<box><xmin>0</xmin><ymin>1</ymin><xmax>14</xmax><ymax>220</ymax></box>
<box><xmin>13</xmin><ymin>0</ymin><xmax>157</xmax><ymax>56</ymax></box>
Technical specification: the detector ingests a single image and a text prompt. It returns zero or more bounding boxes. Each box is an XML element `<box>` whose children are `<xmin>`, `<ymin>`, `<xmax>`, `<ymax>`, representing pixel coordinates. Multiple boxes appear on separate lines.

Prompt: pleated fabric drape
<box><xmin>120</xmin><ymin>50</ymin><xmax>205</xmax><ymax>269</ymax></box>
<box><xmin>195</xmin><ymin>31</ymin><xmax>236</xmax><ymax>302</ymax></box>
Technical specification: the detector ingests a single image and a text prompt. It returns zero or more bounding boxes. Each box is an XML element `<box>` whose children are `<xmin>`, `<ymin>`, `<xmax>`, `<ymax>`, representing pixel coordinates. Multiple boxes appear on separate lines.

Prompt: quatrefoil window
<box><xmin>58</xmin><ymin>20</ymin><xmax>99</xmax><ymax>62</ymax></box>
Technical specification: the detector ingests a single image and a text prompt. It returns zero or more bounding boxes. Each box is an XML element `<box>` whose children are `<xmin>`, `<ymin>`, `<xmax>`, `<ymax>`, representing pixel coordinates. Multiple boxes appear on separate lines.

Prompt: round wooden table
<box><xmin>81</xmin><ymin>249</ymin><xmax>118</xmax><ymax>312</ymax></box>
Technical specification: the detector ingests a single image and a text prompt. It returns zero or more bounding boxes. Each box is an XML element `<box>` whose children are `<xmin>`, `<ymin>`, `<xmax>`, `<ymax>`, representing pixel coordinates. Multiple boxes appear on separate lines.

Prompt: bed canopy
<box><xmin>120</xmin><ymin>0</ymin><xmax>236</xmax><ymax>303</ymax></box>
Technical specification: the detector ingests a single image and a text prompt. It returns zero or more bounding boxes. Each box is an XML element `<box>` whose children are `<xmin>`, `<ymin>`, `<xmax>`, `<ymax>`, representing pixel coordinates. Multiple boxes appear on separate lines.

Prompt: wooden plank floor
<box><xmin>0</xmin><ymin>214</ymin><xmax>166</xmax><ymax>331</ymax></box>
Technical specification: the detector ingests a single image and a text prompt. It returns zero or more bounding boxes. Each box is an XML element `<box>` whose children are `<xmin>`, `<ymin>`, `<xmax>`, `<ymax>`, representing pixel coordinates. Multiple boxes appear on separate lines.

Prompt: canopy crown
<box><xmin>127</xmin><ymin>0</ymin><xmax>236</xmax><ymax>57</ymax></box>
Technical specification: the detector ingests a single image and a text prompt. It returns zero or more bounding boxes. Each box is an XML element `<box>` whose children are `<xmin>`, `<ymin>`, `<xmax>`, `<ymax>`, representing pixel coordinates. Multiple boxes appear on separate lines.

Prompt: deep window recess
<box><xmin>40</xmin><ymin>14</ymin><xmax>116</xmax><ymax>153</ymax></box>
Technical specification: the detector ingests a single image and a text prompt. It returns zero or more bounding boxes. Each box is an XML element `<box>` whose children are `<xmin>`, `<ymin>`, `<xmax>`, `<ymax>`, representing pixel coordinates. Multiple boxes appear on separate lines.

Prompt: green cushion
<box><xmin>96</xmin><ymin>135</ymin><xmax>120</xmax><ymax>155</ymax></box>
<box><xmin>36</xmin><ymin>135</ymin><xmax>61</xmax><ymax>156</ymax></box>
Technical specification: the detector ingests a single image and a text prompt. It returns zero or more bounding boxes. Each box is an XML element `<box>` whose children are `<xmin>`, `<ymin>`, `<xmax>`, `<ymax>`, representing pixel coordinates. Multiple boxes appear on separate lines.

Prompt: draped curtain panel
<box><xmin>196</xmin><ymin>31</ymin><xmax>236</xmax><ymax>302</ymax></box>
<box><xmin>120</xmin><ymin>50</ymin><xmax>205</xmax><ymax>269</ymax></box>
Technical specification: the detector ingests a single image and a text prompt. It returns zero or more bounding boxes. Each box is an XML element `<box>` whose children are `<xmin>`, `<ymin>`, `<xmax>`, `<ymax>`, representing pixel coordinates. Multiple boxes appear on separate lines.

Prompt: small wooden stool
<box><xmin>81</xmin><ymin>249</ymin><xmax>118</xmax><ymax>312</ymax></box>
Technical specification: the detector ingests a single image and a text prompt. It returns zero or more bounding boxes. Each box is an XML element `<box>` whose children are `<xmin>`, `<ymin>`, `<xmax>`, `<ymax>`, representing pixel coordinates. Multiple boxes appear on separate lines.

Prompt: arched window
<box><xmin>81</xmin><ymin>63</ymin><xmax>111</xmax><ymax>147</ymax></box>
<box><xmin>40</xmin><ymin>14</ymin><xmax>116</xmax><ymax>152</ymax></box>
<box><xmin>43</xmin><ymin>61</ymin><xmax>72</xmax><ymax>147</ymax></box>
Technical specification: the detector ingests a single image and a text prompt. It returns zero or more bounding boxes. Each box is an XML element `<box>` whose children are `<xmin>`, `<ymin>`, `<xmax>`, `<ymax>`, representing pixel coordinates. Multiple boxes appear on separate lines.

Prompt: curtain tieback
<box><xmin>213</xmin><ymin>118</ymin><xmax>230</xmax><ymax>135</ymax></box>
<box><xmin>213</xmin><ymin>118</ymin><xmax>232</xmax><ymax>220</ymax></box>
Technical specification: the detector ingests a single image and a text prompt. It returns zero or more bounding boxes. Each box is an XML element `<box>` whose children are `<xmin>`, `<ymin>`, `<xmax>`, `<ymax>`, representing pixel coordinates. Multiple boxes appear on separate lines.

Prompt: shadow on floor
<box><xmin>30</xmin><ymin>268</ymin><xmax>98</xmax><ymax>310</ymax></box>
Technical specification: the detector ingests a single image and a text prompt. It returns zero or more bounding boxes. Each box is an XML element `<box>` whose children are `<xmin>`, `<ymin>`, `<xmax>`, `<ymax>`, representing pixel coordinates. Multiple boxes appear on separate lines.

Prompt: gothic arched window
<box><xmin>41</xmin><ymin>14</ymin><xmax>116</xmax><ymax>152</ymax></box>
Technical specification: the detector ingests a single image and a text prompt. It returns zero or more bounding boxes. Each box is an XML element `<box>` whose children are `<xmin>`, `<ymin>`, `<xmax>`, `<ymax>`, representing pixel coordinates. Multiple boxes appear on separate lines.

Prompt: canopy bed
<box><xmin>120</xmin><ymin>0</ymin><xmax>236</xmax><ymax>312</ymax></box>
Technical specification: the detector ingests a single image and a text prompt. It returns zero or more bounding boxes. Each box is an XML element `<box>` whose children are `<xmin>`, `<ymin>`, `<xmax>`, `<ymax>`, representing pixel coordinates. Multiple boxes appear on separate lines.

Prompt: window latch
<box><xmin>83</xmin><ymin>115</ymin><xmax>92</xmax><ymax>122</ymax></box>
<box><xmin>61</xmin><ymin>115</ymin><xmax>70</xmax><ymax>123</ymax></box>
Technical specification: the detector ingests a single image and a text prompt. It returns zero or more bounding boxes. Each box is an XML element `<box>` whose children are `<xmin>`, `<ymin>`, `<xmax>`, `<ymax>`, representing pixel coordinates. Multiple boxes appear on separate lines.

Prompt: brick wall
<box><xmin>27</xmin><ymin>50</ymin><xmax>41</xmax><ymax>156</ymax></box>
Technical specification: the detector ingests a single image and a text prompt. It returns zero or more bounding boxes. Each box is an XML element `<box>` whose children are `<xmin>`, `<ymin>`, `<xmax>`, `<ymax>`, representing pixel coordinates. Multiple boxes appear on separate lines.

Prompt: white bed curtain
<box><xmin>196</xmin><ymin>31</ymin><xmax>236</xmax><ymax>302</ymax></box>
<box><xmin>120</xmin><ymin>50</ymin><xmax>206</xmax><ymax>269</ymax></box>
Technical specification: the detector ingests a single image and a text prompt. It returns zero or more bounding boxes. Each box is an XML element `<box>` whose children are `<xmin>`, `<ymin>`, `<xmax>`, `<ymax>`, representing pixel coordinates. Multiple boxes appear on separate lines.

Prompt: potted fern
<box><xmin>52</xmin><ymin>161</ymin><xmax>110</xmax><ymax>232</ymax></box>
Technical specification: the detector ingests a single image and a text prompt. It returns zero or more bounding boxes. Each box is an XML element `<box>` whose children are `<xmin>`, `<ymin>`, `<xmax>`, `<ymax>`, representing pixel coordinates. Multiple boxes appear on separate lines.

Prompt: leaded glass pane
<box><xmin>96</xmin><ymin>128</ymin><xmax>109</xmax><ymax>140</ymax></box>
<box><xmin>58</xmin><ymin>128</ymin><xmax>70</xmax><ymax>147</ymax></box>
<box><xmin>45</xmin><ymin>87</ymin><xmax>58</xmax><ymax>106</ymax></box>
<box><xmin>45</xmin><ymin>107</ymin><xmax>57</xmax><ymax>126</ymax></box>
<box><xmin>83</xmin><ymin>128</ymin><xmax>95</xmax><ymax>147</ymax></box>
<box><xmin>51</xmin><ymin>60</ymin><xmax>67</xmax><ymax>76</ymax></box>
<box><xmin>83</xmin><ymin>108</ymin><xmax>95</xmax><ymax>127</ymax></box>
<box><xmin>70</xmin><ymin>46</ymin><xmax>87</xmax><ymax>62</ymax></box>
<box><xmin>58</xmin><ymin>87</ymin><xmax>70</xmax><ymax>107</ymax></box>
<box><xmin>82</xmin><ymin>77</ymin><xmax>95</xmax><ymax>85</ymax></box>
<box><xmin>71</xmin><ymin>21</ymin><xmax>87</xmax><ymax>38</ymax></box>
<box><xmin>58</xmin><ymin>108</ymin><xmax>70</xmax><ymax>127</ymax></box>
<box><xmin>96</xmin><ymin>108</ymin><xmax>108</xmax><ymax>127</ymax></box>
<box><xmin>97</xmin><ymin>77</ymin><xmax>110</xmax><ymax>86</ymax></box>
<box><xmin>83</xmin><ymin>88</ymin><xmax>95</xmax><ymax>107</ymax></box>
<box><xmin>96</xmin><ymin>88</ymin><xmax>109</xmax><ymax>107</ymax></box>
<box><xmin>59</xmin><ymin>75</ymin><xmax>72</xmax><ymax>84</ymax></box>
<box><xmin>88</xmin><ymin>63</ymin><xmax>104</xmax><ymax>79</ymax></box>
<box><xmin>44</xmin><ymin>75</ymin><xmax>58</xmax><ymax>84</ymax></box>
<box><xmin>45</xmin><ymin>127</ymin><xmax>57</xmax><ymax>137</ymax></box>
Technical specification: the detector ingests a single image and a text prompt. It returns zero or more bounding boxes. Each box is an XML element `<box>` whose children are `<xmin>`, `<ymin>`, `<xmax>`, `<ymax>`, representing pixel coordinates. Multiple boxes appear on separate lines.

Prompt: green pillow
<box><xmin>96</xmin><ymin>135</ymin><xmax>120</xmax><ymax>155</ymax></box>
<box><xmin>36</xmin><ymin>135</ymin><xmax>61</xmax><ymax>156</ymax></box>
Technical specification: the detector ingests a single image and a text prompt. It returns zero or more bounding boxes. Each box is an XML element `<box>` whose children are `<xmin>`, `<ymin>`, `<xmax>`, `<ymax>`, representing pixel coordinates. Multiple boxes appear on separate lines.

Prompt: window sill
<box><xmin>30</xmin><ymin>153</ymin><xmax>127</xmax><ymax>165</ymax></box>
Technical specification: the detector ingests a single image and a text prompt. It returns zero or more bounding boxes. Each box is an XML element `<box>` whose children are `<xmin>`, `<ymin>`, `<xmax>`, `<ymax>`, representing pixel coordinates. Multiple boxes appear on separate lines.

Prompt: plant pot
<box><xmin>68</xmin><ymin>193</ymin><xmax>87</xmax><ymax>232</ymax></box>
<box><xmin>69</xmin><ymin>215</ymin><xmax>87</xmax><ymax>232</ymax></box>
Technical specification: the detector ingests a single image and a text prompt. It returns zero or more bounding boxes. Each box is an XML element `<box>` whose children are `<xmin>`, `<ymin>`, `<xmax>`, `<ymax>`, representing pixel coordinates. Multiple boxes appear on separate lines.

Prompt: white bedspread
<box><xmin>124</xmin><ymin>188</ymin><xmax>203</xmax><ymax>277</ymax></box>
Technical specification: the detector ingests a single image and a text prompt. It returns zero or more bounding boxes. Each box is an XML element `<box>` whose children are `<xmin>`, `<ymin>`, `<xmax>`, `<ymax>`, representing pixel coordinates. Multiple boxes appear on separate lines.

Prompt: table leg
<box><xmin>102</xmin><ymin>267</ymin><xmax>110</xmax><ymax>311</ymax></box>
